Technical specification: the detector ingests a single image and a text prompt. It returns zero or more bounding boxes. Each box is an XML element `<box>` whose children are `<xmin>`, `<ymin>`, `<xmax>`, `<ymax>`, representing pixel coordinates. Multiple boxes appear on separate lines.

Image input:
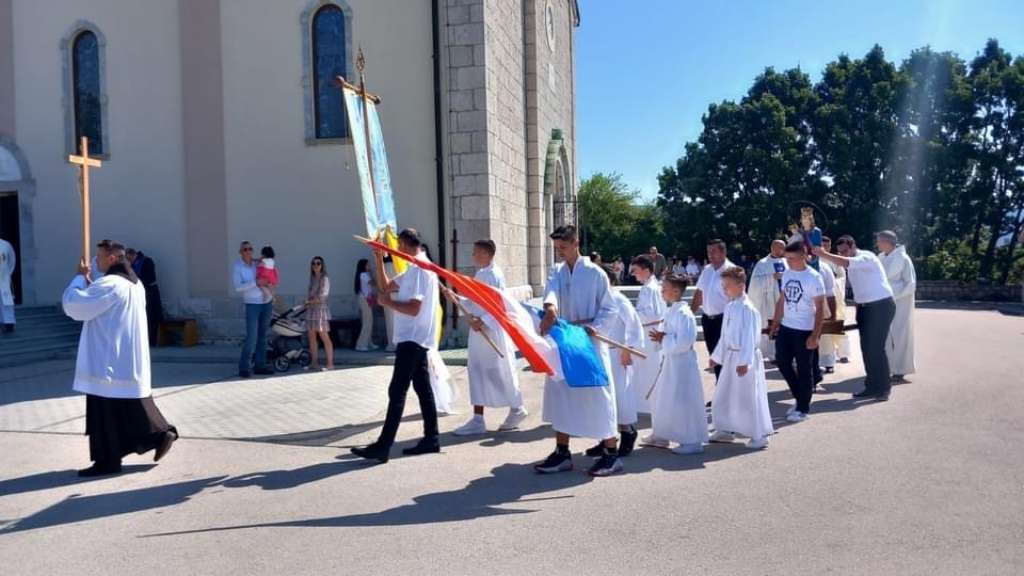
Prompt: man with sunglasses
<box><xmin>234</xmin><ymin>241</ymin><xmax>274</xmax><ymax>378</ymax></box>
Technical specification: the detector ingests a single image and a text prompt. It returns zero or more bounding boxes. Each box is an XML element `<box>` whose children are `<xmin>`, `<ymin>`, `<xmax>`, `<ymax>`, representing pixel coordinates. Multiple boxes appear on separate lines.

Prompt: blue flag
<box><xmin>524</xmin><ymin>305</ymin><xmax>608</xmax><ymax>388</ymax></box>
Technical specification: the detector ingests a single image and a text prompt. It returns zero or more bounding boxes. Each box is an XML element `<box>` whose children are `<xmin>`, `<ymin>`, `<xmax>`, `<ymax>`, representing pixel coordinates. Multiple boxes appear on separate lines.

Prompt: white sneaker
<box><xmin>672</xmin><ymin>443</ymin><xmax>704</xmax><ymax>455</ymax></box>
<box><xmin>747</xmin><ymin>436</ymin><xmax>770</xmax><ymax>450</ymax></box>
<box><xmin>709</xmin><ymin>430</ymin><xmax>735</xmax><ymax>443</ymax></box>
<box><xmin>453</xmin><ymin>417</ymin><xmax>487</xmax><ymax>436</ymax></box>
<box><xmin>786</xmin><ymin>411</ymin><xmax>808</xmax><ymax>423</ymax></box>
<box><xmin>498</xmin><ymin>407</ymin><xmax>529</xmax><ymax>431</ymax></box>
<box><xmin>786</xmin><ymin>405</ymin><xmax>797</xmax><ymax>416</ymax></box>
<box><xmin>640</xmin><ymin>434</ymin><xmax>670</xmax><ymax>449</ymax></box>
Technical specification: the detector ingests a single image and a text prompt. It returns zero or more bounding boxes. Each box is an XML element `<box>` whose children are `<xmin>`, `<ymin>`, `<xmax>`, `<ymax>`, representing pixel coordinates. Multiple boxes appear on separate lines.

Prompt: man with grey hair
<box><xmin>876</xmin><ymin>230</ymin><xmax>916</xmax><ymax>383</ymax></box>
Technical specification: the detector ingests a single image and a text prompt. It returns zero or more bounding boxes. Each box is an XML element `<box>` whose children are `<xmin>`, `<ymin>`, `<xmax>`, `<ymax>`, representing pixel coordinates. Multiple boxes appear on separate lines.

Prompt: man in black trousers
<box><xmin>691</xmin><ymin>239</ymin><xmax>739</xmax><ymax>381</ymax></box>
<box><xmin>351</xmin><ymin>228</ymin><xmax>441</xmax><ymax>463</ymax></box>
<box><xmin>814</xmin><ymin>236</ymin><xmax>896</xmax><ymax>401</ymax></box>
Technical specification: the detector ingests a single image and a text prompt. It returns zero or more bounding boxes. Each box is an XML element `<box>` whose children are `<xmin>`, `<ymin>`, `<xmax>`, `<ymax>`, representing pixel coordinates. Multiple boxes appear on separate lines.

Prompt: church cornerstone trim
<box><xmin>60</xmin><ymin>20</ymin><xmax>111</xmax><ymax>160</ymax></box>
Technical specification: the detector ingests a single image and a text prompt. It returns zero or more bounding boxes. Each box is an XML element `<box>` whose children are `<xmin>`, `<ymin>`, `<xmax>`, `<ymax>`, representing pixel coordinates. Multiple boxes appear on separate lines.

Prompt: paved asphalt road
<box><xmin>1</xmin><ymin>305</ymin><xmax>1022</xmax><ymax>575</ymax></box>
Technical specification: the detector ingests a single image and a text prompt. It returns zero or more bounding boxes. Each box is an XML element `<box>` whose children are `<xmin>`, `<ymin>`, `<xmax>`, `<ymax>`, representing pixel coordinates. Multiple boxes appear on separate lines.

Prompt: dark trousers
<box><xmin>857</xmin><ymin>297</ymin><xmax>896</xmax><ymax>394</ymax></box>
<box><xmin>776</xmin><ymin>325</ymin><xmax>815</xmax><ymax>413</ymax></box>
<box><xmin>240</xmin><ymin>302</ymin><xmax>273</xmax><ymax>372</ymax></box>
<box><xmin>377</xmin><ymin>341</ymin><xmax>439</xmax><ymax>448</ymax></box>
<box><xmin>703</xmin><ymin>313</ymin><xmax>724</xmax><ymax>380</ymax></box>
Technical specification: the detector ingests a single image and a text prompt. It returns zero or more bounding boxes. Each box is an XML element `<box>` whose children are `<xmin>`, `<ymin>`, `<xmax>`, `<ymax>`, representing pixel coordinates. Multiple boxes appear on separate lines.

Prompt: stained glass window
<box><xmin>72</xmin><ymin>31</ymin><xmax>103</xmax><ymax>155</ymax></box>
<box><xmin>312</xmin><ymin>5</ymin><xmax>347</xmax><ymax>139</ymax></box>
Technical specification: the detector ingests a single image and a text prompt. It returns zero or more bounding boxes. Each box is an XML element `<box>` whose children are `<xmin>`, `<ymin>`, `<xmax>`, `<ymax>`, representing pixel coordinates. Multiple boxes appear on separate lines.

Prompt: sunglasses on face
<box><xmin>312</xmin><ymin>262</ymin><xmax>322</xmax><ymax>267</ymax></box>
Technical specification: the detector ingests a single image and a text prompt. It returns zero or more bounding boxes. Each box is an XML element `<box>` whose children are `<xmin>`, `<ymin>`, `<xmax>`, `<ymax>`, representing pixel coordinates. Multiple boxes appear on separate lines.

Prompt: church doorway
<box><xmin>0</xmin><ymin>191</ymin><xmax>21</xmax><ymax>304</ymax></box>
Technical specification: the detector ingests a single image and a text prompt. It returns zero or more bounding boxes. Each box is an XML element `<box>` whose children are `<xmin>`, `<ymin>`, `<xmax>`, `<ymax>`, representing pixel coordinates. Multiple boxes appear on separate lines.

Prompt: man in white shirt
<box><xmin>815</xmin><ymin>236</ymin><xmax>895</xmax><ymax>401</ymax></box>
<box><xmin>62</xmin><ymin>240</ymin><xmax>177</xmax><ymax>476</ymax></box>
<box><xmin>748</xmin><ymin>239</ymin><xmax>787</xmax><ymax>360</ymax></box>
<box><xmin>233</xmin><ymin>241</ymin><xmax>274</xmax><ymax>378</ymax></box>
<box><xmin>876</xmin><ymin>230</ymin><xmax>916</xmax><ymax>383</ymax></box>
<box><xmin>0</xmin><ymin>237</ymin><xmax>15</xmax><ymax>333</ymax></box>
<box><xmin>770</xmin><ymin>241</ymin><xmax>826</xmax><ymax>422</ymax></box>
<box><xmin>691</xmin><ymin>239</ymin><xmax>737</xmax><ymax>381</ymax></box>
<box><xmin>684</xmin><ymin>257</ymin><xmax>701</xmax><ymax>280</ymax></box>
<box><xmin>352</xmin><ymin>228</ymin><xmax>441</xmax><ymax>463</ymax></box>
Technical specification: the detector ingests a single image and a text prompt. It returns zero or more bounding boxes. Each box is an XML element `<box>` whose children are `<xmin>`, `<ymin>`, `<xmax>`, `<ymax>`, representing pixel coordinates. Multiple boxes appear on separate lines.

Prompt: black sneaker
<box><xmin>852</xmin><ymin>389</ymin><xmax>876</xmax><ymax>399</ymax></box>
<box><xmin>351</xmin><ymin>443</ymin><xmax>390</xmax><ymax>463</ymax></box>
<box><xmin>588</xmin><ymin>453</ymin><xmax>623</xmax><ymax>477</ymax></box>
<box><xmin>619</xmin><ymin>428</ymin><xmax>638</xmax><ymax>457</ymax></box>
<box><xmin>584</xmin><ymin>442</ymin><xmax>605</xmax><ymax>457</ymax></box>
<box><xmin>402</xmin><ymin>437</ymin><xmax>441</xmax><ymax>456</ymax></box>
<box><xmin>534</xmin><ymin>450</ymin><xmax>573</xmax><ymax>474</ymax></box>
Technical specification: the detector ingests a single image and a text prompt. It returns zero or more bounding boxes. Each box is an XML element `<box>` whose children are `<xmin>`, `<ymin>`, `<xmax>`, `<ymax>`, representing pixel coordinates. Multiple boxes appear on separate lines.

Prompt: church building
<box><xmin>0</xmin><ymin>0</ymin><xmax>579</xmax><ymax>338</ymax></box>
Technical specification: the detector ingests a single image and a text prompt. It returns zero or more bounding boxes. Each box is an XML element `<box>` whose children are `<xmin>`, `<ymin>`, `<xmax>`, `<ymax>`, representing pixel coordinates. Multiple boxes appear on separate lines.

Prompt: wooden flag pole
<box><xmin>439</xmin><ymin>284</ymin><xmax>503</xmax><ymax>358</ymax></box>
<box><xmin>591</xmin><ymin>332</ymin><xmax>648</xmax><ymax>359</ymax></box>
<box><xmin>68</xmin><ymin>136</ymin><xmax>102</xmax><ymax>265</ymax></box>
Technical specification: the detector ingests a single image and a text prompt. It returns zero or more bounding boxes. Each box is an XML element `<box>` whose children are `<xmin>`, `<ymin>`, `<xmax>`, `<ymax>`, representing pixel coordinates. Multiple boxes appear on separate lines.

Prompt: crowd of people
<box><xmin>58</xmin><ymin>221</ymin><xmax>916</xmax><ymax>479</ymax></box>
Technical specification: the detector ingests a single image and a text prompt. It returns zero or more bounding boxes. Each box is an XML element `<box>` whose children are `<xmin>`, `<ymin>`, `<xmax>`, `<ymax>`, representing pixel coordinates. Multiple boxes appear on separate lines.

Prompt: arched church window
<box><xmin>72</xmin><ymin>30</ymin><xmax>103</xmax><ymax>155</ymax></box>
<box><xmin>312</xmin><ymin>5</ymin><xmax>348</xmax><ymax>139</ymax></box>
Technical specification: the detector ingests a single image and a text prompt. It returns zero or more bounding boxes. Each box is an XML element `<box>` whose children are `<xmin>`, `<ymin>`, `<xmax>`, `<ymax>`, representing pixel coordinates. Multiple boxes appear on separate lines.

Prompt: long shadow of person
<box><xmin>0</xmin><ymin>465</ymin><xmax>155</xmax><ymax>499</ymax></box>
<box><xmin>0</xmin><ymin>475</ymin><xmax>226</xmax><ymax>535</ymax></box>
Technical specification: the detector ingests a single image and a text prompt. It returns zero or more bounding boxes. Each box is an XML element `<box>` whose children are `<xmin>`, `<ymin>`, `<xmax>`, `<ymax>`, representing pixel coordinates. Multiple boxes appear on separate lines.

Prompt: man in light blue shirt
<box><xmin>233</xmin><ymin>241</ymin><xmax>273</xmax><ymax>377</ymax></box>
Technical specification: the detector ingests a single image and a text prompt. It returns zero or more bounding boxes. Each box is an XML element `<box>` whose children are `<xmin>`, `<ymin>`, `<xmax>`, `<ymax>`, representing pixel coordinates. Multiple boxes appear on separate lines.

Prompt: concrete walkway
<box><xmin>1</xmin><ymin>305</ymin><xmax>1022</xmax><ymax>575</ymax></box>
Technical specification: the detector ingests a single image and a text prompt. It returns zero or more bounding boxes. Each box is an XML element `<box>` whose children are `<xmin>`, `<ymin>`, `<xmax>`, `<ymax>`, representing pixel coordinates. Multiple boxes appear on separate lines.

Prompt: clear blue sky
<box><xmin>575</xmin><ymin>0</ymin><xmax>1024</xmax><ymax>201</ymax></box>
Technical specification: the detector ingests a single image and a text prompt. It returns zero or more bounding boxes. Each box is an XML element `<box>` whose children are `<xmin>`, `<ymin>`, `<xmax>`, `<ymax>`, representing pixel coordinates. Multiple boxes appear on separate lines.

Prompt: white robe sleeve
<box><xmin>543</xmin><ymin>268</ymin><xmax>560</xmax><ymax>308</ymax></box>
<box><xmin>892</xmin><ymin>256</ymin><xmax>917</xmax><ymax>300</ymax></box>
<box><xmin>62</xmin><ymin>276</ymin><xmax>120</xmax><ymax>322</ymax></box>
<box><xmin>661</xmin><ymin>311</ymin><xmax>697</xmax><ymax>355</ymax></box>
<box><xmin>710</xmin><ymin>312</ymin><xmax>727</xmax><ymax>365</ymax></box>
<box><xmin>590</xmin><ymin>272</ymin><xmax>617</xmax><ymax>335</ymax></box>
<box><xmin>623</xmin><ymin>304</ymin><xmax>646</xmax><ymax>349</ymax></box>
<box><xmin>738</xmin><ymin>305</ymin><xmax>759</xmax><ymax>367</ymax></box>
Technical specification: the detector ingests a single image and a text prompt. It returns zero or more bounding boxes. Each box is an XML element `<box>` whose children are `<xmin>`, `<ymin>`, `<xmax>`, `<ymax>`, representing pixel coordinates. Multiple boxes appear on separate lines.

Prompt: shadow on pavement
<box><xmin>0</xmin><ymin>465</ymin><xmax>156</xmax><ymax>498</ymax></box>
<box><xmin>0</xmin><ymin>475</ymin><xmax>226</xmax><ymax>535</ymax></box>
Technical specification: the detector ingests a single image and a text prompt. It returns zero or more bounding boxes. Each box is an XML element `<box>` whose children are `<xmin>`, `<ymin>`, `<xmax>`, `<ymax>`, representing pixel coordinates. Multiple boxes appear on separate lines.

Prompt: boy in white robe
<box><xmin>454</xmin><ymin>240</ymin><xmax>528</xmax><ymax>435</ymax></box>
<box><xmin>0</xmin><ymin>237</ymin><xmax>15</xmax><ymax>333</ymax></box>
<box><xmin>709</xmin><ymin>267</ymin><xmax>773</xmax><ymax>449</ymax></box>
<box><xmin>62</xmin><ymin>240</ymin><xmax>178</xmax><ymax>476</ymax></box>
<box><xmin>585</xmin><ymin>287</ymin><xmax>644</xmax><ymax>457</ymax></box>
<box><xmin>535</xmin><ymin>225</ymin><xmax>621</xmax><ymax>477</ymax></box>
<box><xmin>644</xmin><ymin>275</ymin><xmax>709</xmax><ymax>454</ymax></box>
<box><xmin>629</xmin><ymin>255</ymin><xmax>665</xmax><ymax>414</ymax></box>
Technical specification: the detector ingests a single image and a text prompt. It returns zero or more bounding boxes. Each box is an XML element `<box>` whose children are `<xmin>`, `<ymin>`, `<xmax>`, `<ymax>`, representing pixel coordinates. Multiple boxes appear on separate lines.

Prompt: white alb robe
<box><xmin>632</xmin><ymin>276</ymin><xmax>666</xmax><ymax>413</ymax></box>
<box><xmin>880</xmin><ymin>245</ymin><xmax>916</xmax><ymax>375</ymax></box>
<box><xmin>607</xmin><ymin>290</ymin><xmax>645</xmax><ymax>426</ymax></box>
<box><xmin>818</xmin><ymin>260</ymin><xmax>845</xmax><ymax>368</ymax></box>
<box><xmin>711</xmin><ymin>295</ymin><xmax>773</xmax><ymax>440</ymax></box>
<box><xmin>427</xmin><ymin>348</ymin><xmax>455</xmax><ymax>414</ymax></box>
<box><xmin>464</xmin><ymin>264</ymin><xmax>522</xmax><ymax>409</ymax></box>
<box><xmin>62</xmin><ymin>274</ymin><xmax>151</xmax><ymax>399</ymax></box>
<box><xmin>748</xmin><ymin>255</ymin><xmax>786</xmax><ymax>358</ymax></box>
<box><xmin>651</xmin><ymin>301</ymin><xmax>708</xmax><ymax>446</ymax></box>
<box><xmin>0</xmin><ymin>239</ymin><xmax>15</xmax><ymax>324</ymax></box>
<box><xmin>541</xmin><ymin>257</ymin><xmax>618</xmax><ymax>440</ymax></box>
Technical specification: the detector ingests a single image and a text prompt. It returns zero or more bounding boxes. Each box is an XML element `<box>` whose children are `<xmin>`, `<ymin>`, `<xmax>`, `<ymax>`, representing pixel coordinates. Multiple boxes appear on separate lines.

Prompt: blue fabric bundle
<box><xmin>525</xmin><ymin>304</ymin><xmax>608</xmax><ymax>388</ymax></box>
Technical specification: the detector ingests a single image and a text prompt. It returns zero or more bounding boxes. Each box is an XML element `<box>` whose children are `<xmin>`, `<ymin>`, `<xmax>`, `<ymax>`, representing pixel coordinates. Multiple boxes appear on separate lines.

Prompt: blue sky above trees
<box><xmin>576</xmin><ymin>0</ymin><xmax>1024</xmax><ymax>200</ymax></box>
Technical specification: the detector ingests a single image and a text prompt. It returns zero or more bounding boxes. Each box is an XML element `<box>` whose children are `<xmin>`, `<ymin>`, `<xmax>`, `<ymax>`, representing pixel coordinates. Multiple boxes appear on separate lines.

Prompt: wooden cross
<box><xmin>67</xmin><ymin>136</ymin><xmax>102</xmax><ymax>265</ymax></box>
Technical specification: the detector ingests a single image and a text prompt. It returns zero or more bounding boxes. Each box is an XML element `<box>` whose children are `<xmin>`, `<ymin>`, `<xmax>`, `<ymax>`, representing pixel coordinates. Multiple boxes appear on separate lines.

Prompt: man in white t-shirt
<box><xmin>691</xmin><ymin>239</ymin><xmax>737</xmax><ymax>381</ymax></box>
<box><xmin>352</xmin><ymin>228</ymin><xmax>441</xmax><ymax>463</ymax></box>
<box><xmin>814</xmin><ymin>235</ymin><xmax>895</xmax><ymax>401</ymax></box>
<box><xmin>770</xmin><ymin>241</ymin><xmax>825</xmax><ymax>422</ymax></box>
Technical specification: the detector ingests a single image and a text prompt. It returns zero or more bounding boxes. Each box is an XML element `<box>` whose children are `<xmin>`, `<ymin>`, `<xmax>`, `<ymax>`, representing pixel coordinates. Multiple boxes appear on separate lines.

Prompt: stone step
<box><xmin>0</xmin><ymin>340</ymin><xmax>79</xmax><ymax>369</ymax></box>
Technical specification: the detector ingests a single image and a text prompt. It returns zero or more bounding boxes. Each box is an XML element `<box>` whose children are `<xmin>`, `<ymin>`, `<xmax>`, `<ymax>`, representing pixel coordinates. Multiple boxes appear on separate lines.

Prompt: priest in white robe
<box><xmin>709</xmin><ymin>267</ymin><xmax>773</xmax><ymax>449</ymax></box>
<box><xmin>62</xmin><ymin>240</ymin><xmax>177</xmax><ymax>477</ymax></box>
<box><xmin>535</xmin><ymin>225</ymin><xmax>622</xmax><ymax>478</ymax></box>
<box><xmin>585</xmin><ymin>287</ymin><xmax>644</xmax><ymax>458</ymax></box>
<box><xmin>453</xmin><ymin>240</ymin><xmax>527</xmax><ymax>435</ymax></box>
<box><xmin>630</xmin><ymin>254</ymin><xmax>666</xmax><ymax>413</ymax></box>
<box><xmin>877</xmin><ymin>231</ymin><xmax>916</xmax><ymax>381</ymax></box>
<box><xmin>0</xmin><ymin>237</ymin><xmax>15</xmax><ymax>333</ymax></box>
<box><xmin>748</xmin><ymin>240</ymin><xmax>787</xmax><ymax>360</ymax></box>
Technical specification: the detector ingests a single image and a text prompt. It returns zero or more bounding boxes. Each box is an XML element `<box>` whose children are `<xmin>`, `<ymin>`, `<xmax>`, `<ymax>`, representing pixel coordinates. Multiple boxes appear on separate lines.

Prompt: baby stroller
<box><xmin>268</xmin><ymin>305</ymin><xmax>312</xmax><ymax>373</ymax></box>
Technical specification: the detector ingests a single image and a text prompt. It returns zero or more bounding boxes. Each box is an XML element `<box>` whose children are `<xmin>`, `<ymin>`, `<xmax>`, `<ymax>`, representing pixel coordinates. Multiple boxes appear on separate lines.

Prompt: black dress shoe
<box><xmin>77</xmin><ymin>462</ymin><xmax>122</xmax><ymax>477</ymax></box>
<box><xmin>619</xmin><ymin>427</ymin><xmax>638</xmax><ymax>457</ymax></box>
<box><xmin>154</xmin><ymin>430</ymin><xmax>177</xmax><ymax>462</ymax></box>
<box><xmin>351</xmin><ymin>443</ymin><xmax>390</xmax><ymax>463</ymax></box>
<box><xmin>402</xmin><ymin>438</ymin><xmax>441</xmax><ymax>456</ymax></box>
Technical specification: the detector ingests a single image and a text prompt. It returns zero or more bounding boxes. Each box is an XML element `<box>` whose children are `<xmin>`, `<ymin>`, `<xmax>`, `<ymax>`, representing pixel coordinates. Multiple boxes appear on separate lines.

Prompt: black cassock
<box><xmin>86</xmin><ymin>395</ymin><xmax>177</xmax><ymax>464</ymax></box>
<box><xmin>135</xmin><ymin>253</ymin><xmax>164</xmax><ymax>343</ymax></box>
